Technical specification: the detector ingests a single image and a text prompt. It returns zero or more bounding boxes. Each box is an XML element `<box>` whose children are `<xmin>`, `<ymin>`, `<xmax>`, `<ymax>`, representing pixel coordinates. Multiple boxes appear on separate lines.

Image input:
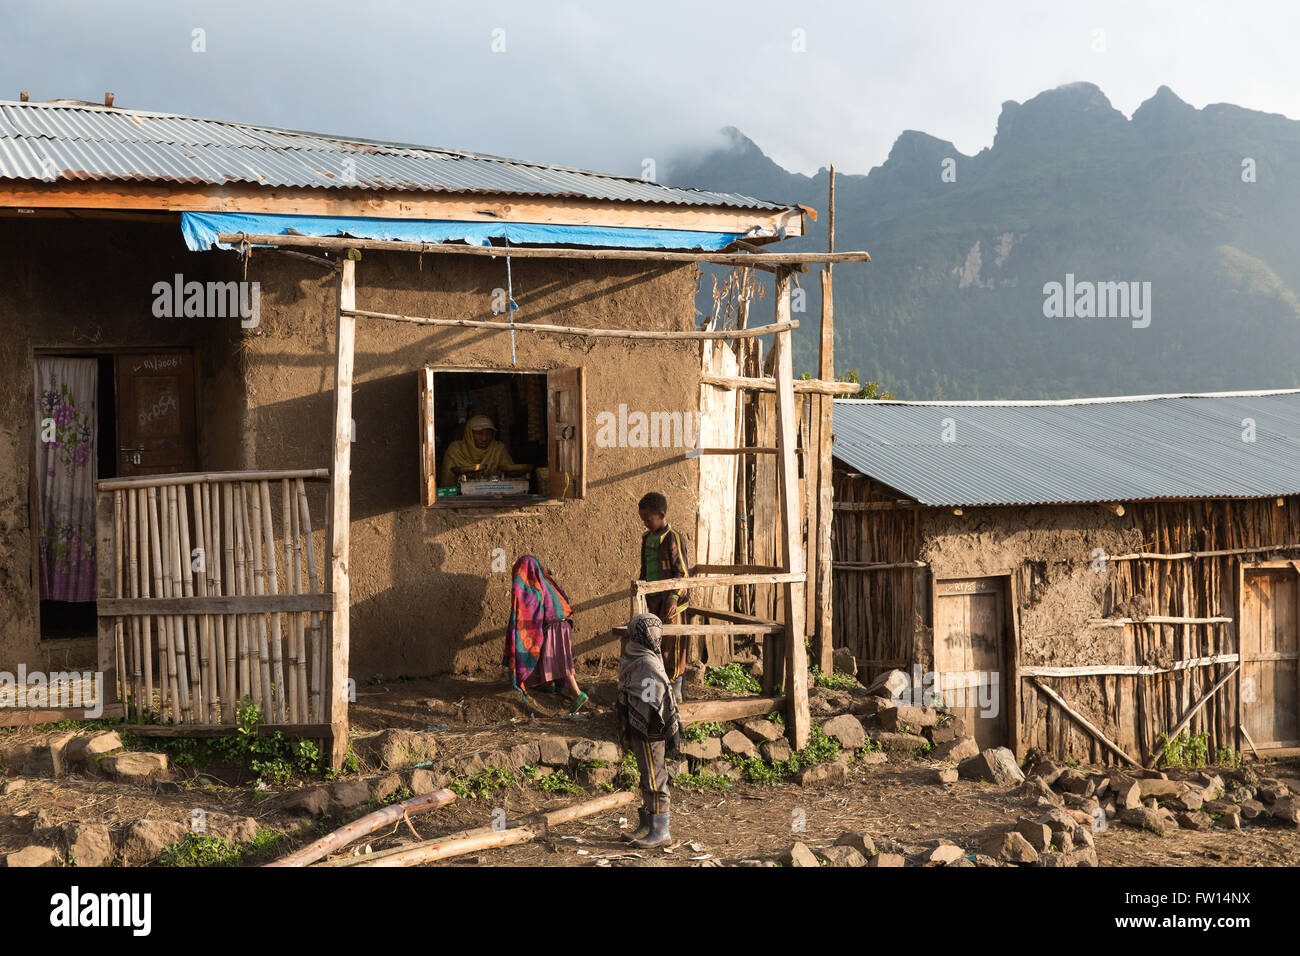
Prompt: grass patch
<box><xmin>704</xmin><ymin>662</ymin><xmax>761</xmax><ymax>695</ymax></box>
<box><xmin>448</xmin><ymin>766</ymin><xmax>515</xmax><ymax>799</ymax></box>
<box><xmin>797</xmin><ymin>725</ymin><xmax>841</xmax><ymax>766</ymax></box>
<box><xmin>683</xmin><ymin>721</ymin><xmax>725</xmax><ymax>743</ymax></box>
<box><xmin>127</xmin><ymin>700</ymin><xmax>325</xmax><ymax>786</ymax></box>
<box><xmin>157</xmin><ymin>827</ymin><xmax>287</xmax><ymax>867</ymax></box>
<box><xmin>367</xmin><ymin>786</ymin><xmax>414</xmax><ymax>810</ymax></box>
<box><xmin>672</xmin><ymin>769</ymin><xmax>734</xmax><ymax>791</ymax></box>
<box><xmin>533</xmin><ymin>769</ymin><xmax>584</xmax><ymax>795</ymax></box>
<box><xmin>810</xmin><ymin>665</ymin><xmax>859</xmax><ymax>691</ymax></box>
<box><xmin>1158</xmin><ymin>731</ymin><xmax>1210</xmax><ymax>769</ymax></box>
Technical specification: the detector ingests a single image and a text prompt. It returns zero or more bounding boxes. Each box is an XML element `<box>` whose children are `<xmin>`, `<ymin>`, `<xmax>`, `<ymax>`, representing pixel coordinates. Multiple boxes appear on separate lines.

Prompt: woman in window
<box><xmin>440</xmin><ymin>415</ymin><xmax>516</xmax><ymax>487</ymax></box>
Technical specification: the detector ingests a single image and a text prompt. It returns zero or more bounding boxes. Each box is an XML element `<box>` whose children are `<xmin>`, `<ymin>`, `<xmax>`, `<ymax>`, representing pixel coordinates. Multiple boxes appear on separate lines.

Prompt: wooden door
<box><xmin>115</xmin><ymin>352</ymin><xmax>197</xmax><ymax>477</ymax></box>
<box><xmin>546</xmin><ymin>367</ymin><xmax>586</xmax><ymax>499</ymax></box>
<box><xmin>1240</xmin><ymin>568</ymin><xmax>1300</xmax><ymax>749</ymax></box>
<box><xmin>934</xmin><ymin>577</ymin><xmax>1008</xmax><ymax>749</ymax></box>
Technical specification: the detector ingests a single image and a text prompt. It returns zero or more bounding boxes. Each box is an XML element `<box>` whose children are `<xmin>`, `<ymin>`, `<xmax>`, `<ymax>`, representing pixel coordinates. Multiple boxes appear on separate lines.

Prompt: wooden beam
<box><xmin>344</xmin><ymin>307</ymin><xmax>798</xmax><ymax>341</ymax></box>
<box><xmin>679</xmin><ymin>696</ymin><xmax>786</xmax><ymax>724</ymax></box>
<box><xmin>773</xmin><ymin>269</ymin><xmax>810</xmax><ymax>750</ymax></box>
<box><xmin>695</xmin><ymin>446</ymin><xmax>778</xmax><ymax>455</ymax></box>
<box><xmin>636</xmin><ymin>571</ymin><xmax>805</xmax><ymax>595</ymax></box>
<box><xmin>1088</xmin><ymin>616</ymin><xmax>1233</xmax><ymax>627</ymax></box>
<box><xmin>1146</xmin><ymin>665</ymin><xmax>1241</xmax><ymax>767</ymax></box>
<box><xmin>113</xmin><ymin>721</ymin><xmax>330</xmax><ymax>738</ymax></box>
<box><xmin>832</xmin><ymin>561</ymin><xmax>928</xmax><ymax>571</ymax></box>
<box><xmin>1019</xmin><ymin>654</ymin><xmax>1239</xmax><ymax>678</ymax></box>
<box><xmin>218</xmin><ymin>232</ymin><xmax>870</xmax><ymax>266</ymax></box>
<box><xmin>700</xmin><ymin>374</ymin><xmax>860</xmax><ymax>395</ymax></box>
<box><xmin>2</xmin><ymin>180</ymin><xmax>807</xmax><ymax>237</ymax></box>
<box><xmin>613</xmin><ymin>622</ymin><xmax>783</xmax><ymax>636</ymax></box>
<box><xmin>98</xmin><ymin>594</ymin><xmax>332</xmax><ymax>615</ymax></box>
<box><xmin>1032</xmin><ymin>678</ymin><xmax>1140</xmax><ymax>768</ymax></box>
<box><xmin>691</xmin><ymin>565</ymin><xmax>784</xmax><ymax>577</ymax></box>
<box><xmin>327</xmin><ymin>257</ymin><xmax>356</xmax><ymax>769</ymax></box>
<box><xmin>97</xmin><ymin>468</ymin><xmax>328</xmax><ymax>491</ymax></box>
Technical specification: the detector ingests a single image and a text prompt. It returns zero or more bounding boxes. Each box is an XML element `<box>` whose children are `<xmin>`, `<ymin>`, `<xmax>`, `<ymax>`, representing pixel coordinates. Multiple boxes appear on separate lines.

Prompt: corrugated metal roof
<box><xmin>832</xmin><ymin>389</ymin><xmax>1300</xmax><ymax>507</ymax></box>
<box><xmin>0</xmin><ymin>100</ymin><xmax>789</xmax><ymax>210</ymax></box>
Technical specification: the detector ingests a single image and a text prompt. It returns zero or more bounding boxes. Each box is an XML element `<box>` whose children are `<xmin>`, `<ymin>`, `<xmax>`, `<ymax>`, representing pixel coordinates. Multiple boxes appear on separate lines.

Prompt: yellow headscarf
<box><xmin>440</xmin><ymin>416</ymin><xmax>515</xmax><ymax>486</ymax></box>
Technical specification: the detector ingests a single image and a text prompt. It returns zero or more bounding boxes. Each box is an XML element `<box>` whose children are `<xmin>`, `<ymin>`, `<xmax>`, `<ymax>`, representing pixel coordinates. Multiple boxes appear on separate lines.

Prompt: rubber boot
<box><xmin>632</xmin><ymin>811</ymin><xmax>671</xmax><ymax>849</ymax></box>
<box><xmin>623</xmin><ymin>807</ymin><xmax>651</xmax><ymax>843</ymax></box>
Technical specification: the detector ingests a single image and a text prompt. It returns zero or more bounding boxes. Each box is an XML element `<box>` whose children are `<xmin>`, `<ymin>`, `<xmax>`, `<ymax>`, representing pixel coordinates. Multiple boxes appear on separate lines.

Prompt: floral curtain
<box><xmin>36</xmin><ymin>357</ymin><xmax>98</xmax><ymax>603</ymax></box>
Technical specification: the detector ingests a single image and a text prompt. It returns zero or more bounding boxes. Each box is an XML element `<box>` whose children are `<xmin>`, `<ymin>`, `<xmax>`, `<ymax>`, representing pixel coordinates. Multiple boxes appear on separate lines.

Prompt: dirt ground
<box><xmin>2</xmin><ymin>667</ymin><xmax>1298</xmax><ymax>867</ymax></box>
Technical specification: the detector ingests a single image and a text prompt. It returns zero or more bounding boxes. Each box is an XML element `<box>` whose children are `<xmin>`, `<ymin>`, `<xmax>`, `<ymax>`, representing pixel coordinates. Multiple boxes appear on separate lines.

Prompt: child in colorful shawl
<box><xmin>503</xmin><ymin>555</ymin><xmax>587</xmax><ymax>712</ymax></box>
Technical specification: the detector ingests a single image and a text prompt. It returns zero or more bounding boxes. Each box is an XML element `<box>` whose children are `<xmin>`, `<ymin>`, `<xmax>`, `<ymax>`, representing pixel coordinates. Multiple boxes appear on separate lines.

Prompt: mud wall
<box><xmin>241</xmin><ymin>250</ymin><xmax>702</xmax><ymax>679</ymax></box>
<box><xmin>0</xmin><ymin>217</ymin><xmax>247</xmax><ymax>673</ymax></box>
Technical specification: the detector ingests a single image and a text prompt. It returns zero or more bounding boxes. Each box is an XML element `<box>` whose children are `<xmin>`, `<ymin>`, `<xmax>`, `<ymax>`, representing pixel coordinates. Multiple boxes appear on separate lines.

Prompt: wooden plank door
<box><xmin>1240</xmin><ymin>568</ymin><xmax>1300</xmax><ymax>749</ymax></box>
<box><xmin>545</xmin><ymin>367</ymin><xmax>586</xmax><ymax>499</ymax></box>
<box><xmin>115</xmin><ymin>352</ymin><xmax>197</xmax><ymax>477</ymax></box>
<box><xmin>934</xmin><ymin>576</ymin><xmax>1008</xmax><ymax>749</ymax></box>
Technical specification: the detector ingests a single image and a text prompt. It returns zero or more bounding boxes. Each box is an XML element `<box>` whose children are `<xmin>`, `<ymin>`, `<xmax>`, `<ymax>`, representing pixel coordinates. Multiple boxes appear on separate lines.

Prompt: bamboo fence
<box><xmin>96</xmin><ymin>470</ymin><xmax>329</xmax><ymax>725</ymax></box>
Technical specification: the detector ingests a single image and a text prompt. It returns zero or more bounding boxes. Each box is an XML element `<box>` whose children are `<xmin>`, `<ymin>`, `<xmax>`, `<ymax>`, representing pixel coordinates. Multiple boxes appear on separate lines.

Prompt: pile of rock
<box><xmin>1024</xmin><ymin>759</ymin><xmax>1300</xmax><ymax>837</ymax></box>
<box><xmin>0</xmin><ymin>730</ymin><xmax>169</xmax><ymax>786</ymax></box>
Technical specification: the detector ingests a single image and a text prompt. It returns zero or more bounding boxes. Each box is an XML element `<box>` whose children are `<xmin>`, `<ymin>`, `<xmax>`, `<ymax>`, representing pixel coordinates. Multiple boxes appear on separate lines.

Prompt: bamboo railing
<box><xmin>96</xmin><ymin>469</ymin><xmax>330</xmax><ymax>726</ymax></box>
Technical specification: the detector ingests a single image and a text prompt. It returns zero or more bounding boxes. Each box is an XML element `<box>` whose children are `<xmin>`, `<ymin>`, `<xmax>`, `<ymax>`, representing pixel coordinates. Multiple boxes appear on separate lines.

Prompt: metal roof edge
<box><xmin>834</xmin><ymin>387</ymin><xmax>1300</xmax><ymax>407</ymax></box>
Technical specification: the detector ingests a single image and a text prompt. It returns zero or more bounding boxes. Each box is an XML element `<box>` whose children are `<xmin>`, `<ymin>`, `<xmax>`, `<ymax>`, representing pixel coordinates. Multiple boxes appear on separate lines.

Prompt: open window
<box><xmin>419</xmin><ymin>366</ymin><xmax>585</xmax><ymax>507</ymax></box>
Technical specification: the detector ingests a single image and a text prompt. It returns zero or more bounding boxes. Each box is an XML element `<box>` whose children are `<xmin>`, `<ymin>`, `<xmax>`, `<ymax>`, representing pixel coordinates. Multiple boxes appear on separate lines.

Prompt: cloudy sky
<box><xmin>4</xmin><ymin>1</ymin><xmax>1298</xmax><ymax>179</ymax></box>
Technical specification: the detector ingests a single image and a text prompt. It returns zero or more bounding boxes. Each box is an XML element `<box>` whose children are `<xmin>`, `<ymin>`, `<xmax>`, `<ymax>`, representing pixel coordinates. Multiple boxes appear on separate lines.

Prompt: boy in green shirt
<box><xmin>637</xmin><ymin>491</ymin><xmax>691</xmax><ymax>702</ymax></box>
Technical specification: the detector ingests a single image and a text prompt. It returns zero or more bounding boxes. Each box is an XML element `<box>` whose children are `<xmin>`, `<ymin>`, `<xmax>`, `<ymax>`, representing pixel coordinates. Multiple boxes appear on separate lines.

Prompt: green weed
<box><xmin>704</xmin><ymin>663</ymin><xmax>761</xmax><ymax>695</ymax></box>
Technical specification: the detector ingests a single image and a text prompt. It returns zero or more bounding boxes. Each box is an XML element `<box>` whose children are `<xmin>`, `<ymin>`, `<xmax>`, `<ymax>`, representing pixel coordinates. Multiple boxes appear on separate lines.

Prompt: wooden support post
<box><xmin>773</xmin><ymin>268</ymin><xmax>810</xmax><ymax>749</ymax></box>
<box><xmin>327</xmin><ymin>256</ymin><xmax>356</xmax><ymax>768</ymax></box>
<box><xmin>95</xmin><ymin>489</ymin><xmax>119</xmax><ymax>710</ymax></box>
<box><xmin>814</xmin><ymin>164</ymin><xmax>836</xmax><ymax>676</ymax></box>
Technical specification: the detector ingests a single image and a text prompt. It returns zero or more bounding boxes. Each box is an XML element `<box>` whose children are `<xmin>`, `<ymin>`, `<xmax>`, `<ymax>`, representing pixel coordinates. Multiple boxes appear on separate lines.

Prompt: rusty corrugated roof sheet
<box><xmin>0</xmin><ymin>100</ymin><xmax>791</xmax><ymax>210</ymax></box>
<box><xmin>833</xmin><ymin>389</ymin><xmax>1300</xmax><ymax>507</ymax></box>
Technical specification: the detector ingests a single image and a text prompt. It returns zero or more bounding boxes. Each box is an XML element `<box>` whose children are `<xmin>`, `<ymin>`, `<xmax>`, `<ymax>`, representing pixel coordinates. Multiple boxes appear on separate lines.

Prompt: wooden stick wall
<box><xmin>101</xmin><ymin>473</ymin><xmax>327</xmax><ymax>725</ymax></box>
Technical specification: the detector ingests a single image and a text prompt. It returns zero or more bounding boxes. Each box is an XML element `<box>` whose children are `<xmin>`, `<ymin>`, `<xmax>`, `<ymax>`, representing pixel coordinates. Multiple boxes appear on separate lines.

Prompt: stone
<box><xmin>538</xmin><ymin>736</ymin><xmax>570</xmax><ymax>766</ymax></box>
<box><xmin>720</xmin><ymin>730</ymin><xmax>757</xmax><ymax>758</ymax></box>
<box><xmin>760</xmin><ymin>738</ymin><xmax>793</xmax><ymax>763</ymax></box>
<box><xmin>329</xmin><ymin>780</ymin><xmax>372</xmax><ymax>810</ymax></box>
<box><xmin>281</xmin><ymin>786</ymin><xmax>330</xmax><ymax>816</ymax></box>
<box><xmin>784</xmin><ymin>842</ymin><xmax>820</xmax><ymax>867</ymax></box>
<box><xmin>867</xmin><ymin>852</ymin><xmax>905</xmax><ymax>867</ymax></box>
<box><xmin>832</xmin><ymin>646</ymin><xmax>857</xmax><ymax>677</ymax></box>
<box><xmin>4</xmin><ymin>846</ymin><xmax>59</xmax><ymax>867</ymax></box>
<box><xmin>835</xmin><ymin>830</ymin><xmax>877</xmax><ymax>857</ymax></box>
<box><xmin>971</xmin><ymin>854</ymin><xmax>1000</xmax><ymax>867</ymax></box>
<box><xmin>980</xmin><ymin>831</ymin><xmax>1039</xmax><ymax>864</ymax></box>
<box><xmin>407</xmin><ymin>768</ymin><xmax>449</xmax><ymax>795</ymax></box>
<box><xmin>100</xmin><ymin>752</ymin><xmax>168</xmax><ymax>784</ymax></box>
<box><xmin>219</xmin><ymin>816</ymin><xmax>260</xmax><ymax>845</ymax></box>
<box><xmin>931</xmin><ymin>766</ymin><xmax>959</xmax><ymax>785</ymax></box>
<box><xmin>927</xmin><ymin>724</ymin><xmax>959</xmax><ymax>745</ymax></box>
<box><xmin>1239</xmin><ymin>799</ymin><xmax>1266</xmax><ymax>820</ymax></box>
<box><xmin>1204</xmin><ymin>798</ymin><xmax>1240</xmax><ymax>815</ymax></box>
<box><xmin>1195</xmin><ymin>773</ymin><xmax>1225</xmax><ymax>798</ymax></box>
<box><xmin>704</xmin><ymin>759</ymin><xmax>741</xmax><ymax>781</ymax></box>
<box><xmin>118</xmin><ymin>819</ymin><xmax>188</xmax><ymax>866</ymax></box>
<box><xmin>1037</xmin><ymin>851</ymin><xmax>1073</xmax><ymax>867</ymax></box>
<box><xmin>821</xmin><ymin>714</ymin><xmax>866</xmax><ymax>749</ymax></box>
<box><xmin>958</xmin><ymin>748</ymin><xmax>1025</xmax><ymax>787</ymax></box>
<box><xmin>506</xmin><ymin>741</ymin><xmax>541</xmax><ymax>769</ymax></box>
<box><xmin>1058</xmin><ymin>769</ymin><xmax>1091</xmax><ymax>795</ymax></box>
<box><xmin>1029</xmin><ymin>760</ymin><xmax>1064</xmax><ymax>785</ymax></box>
<box><xmin>1049</xmin><ymin>827</ymin><xmax>1074</xmax><ymax>852</ymax></box>
<box><xmin>370</xmin><ymin>774</ymin><xmax>404</xmax><ymax>802</ymax></box>
<box><xmin>1119</xmin><ymin>807</ymin><xmax>1167</xmax><ymax>835</ymax></box>
<box><xmin>818</xmin><ymin>844</ymin><xmax>867</xmax><ymax>867</ymax></box>
<box><xmin>864</xmin><ymin>668</ymin><xmax>909</xmax><ymax>699</ymax></box>
<box><xmin>1271</xmin><ymin>796</ymin><xmax>1300</xmax><ymax>824</ymax></box>
<box><xmin>1014</xmin><ymin>820</ymin><xmax>1052</xmax><ymax>852</ymax></box>
<box><xmin>1176</xmin><ymin>810</ymin><xmax>1214</xmax><ymax>831</ymax></box>
<box><xmin>665</xmin><ymin>759</ymin><xmax>689</xmax><ymax>780</ymax></box>
<box><xmin>1070</xmin><ymin>847</ymin><xmax>1099</xmax><ymax>867</ymax></box>
<box><xmin>578</xmin><ymin>764</ymin><xmax>618</xmax><ymax>787</ymax></box>
<box><xmin>1167</xmin><ymin>791</ymin><xmax>1203</xmax><ymax>812</ymax></box>
<box><xmin>1137</xmin><ymin>778</ymin><xmax>1185</xmax><ymax>799</ymax></box>
<box><xmin>796</xmin><ymin>760</ymin><xmax>847</xmax><ymax>787</ymax></box>
<box><xmin>355</xmin><ymin>729</ymin><xmax>438</xmax><ymax>770</ymax></box>
<box><xmin>679</xmin><ymin>737</ymin><xmax>722</xmax><ymax>761</ymax></box>
<box><xmin>927</xmin><ymin>843</ymin><xmax>965</xmax><ymax>865</ymax></box>
<box><xmin>870</xmin><ymin>731</ymin><xmax>929</xmax><ymax>752</ymax></box>
<box><xmin>877</xmin><ymin>705</ymin><xmax>939</xmax><ymax>732</ymax></box>
<box><xmin>454</xmin><ymin>750</ymin><xmax>510</xmax><ymax>776</ymax></box>
<box><xmin>857</xmin><ymin>750</ymin><xmax>887</xmax><ymax>765</ymax></box>
<box><xmin>931</xmin><ymin>736</ymin><xmax>979</xmax><ymax>763</ymax></box>
<box><xmin>1257</xmin><ymin>782</ymin><xmax>1288</xmax><ymax>804</ymax></box>
<box><xmin>1220</xmin><ymin>810</ymin><xmax>1242</xmax><ymax>830</ymax></box>
<box><xmin>1073</xmin><ymin>825</ymin><xmax>1095</xmax><ymax>848</ymax></box>
<box><xmin>850</xmin><ymin>696</ymin><xmax>892</xmax><ymax>716</ymax></box>
<box><xmin>739</xmin><ymin>719</ymin><xmax>784</xmax><ymax>744</ymax></box>
<box><xmin>1110</xmin><ymin>776</ymin><xmax>1144</xmax><ymax>810</ymax></box>
<box><xmin>570</xmin><ymin>739</ymin><xmax>620</xmax><ymax>765</ymax></box>
<box><xmin>63</xmin><ymin>823</ymin><xmax>114</xmax><ymax>867</ymax></box>
<box><xmin>20</xmin><ymin>732</ymin><xmax>77</xmax><ymax>777</ymax></box>
<box><xmin>68</xmin><ymin>731</ymin><xmax>124</xmax><ymax>764</ymax></box>
<box><xmin>1</xmin><ymin>778</ymin><xmax>27</xmax><ymax>795</ymax></box>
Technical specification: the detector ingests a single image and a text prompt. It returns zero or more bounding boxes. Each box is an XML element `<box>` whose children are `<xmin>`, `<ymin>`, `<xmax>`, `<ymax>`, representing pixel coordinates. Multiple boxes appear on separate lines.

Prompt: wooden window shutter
<box><xmin>546</xmin><ymin>366</ymin><xmax>586</xmax><ymax>499</ymax></box>
<box><xmin>418</xmin><ymin>367</ymin><xmax>436</xmax><ymax>506</ymax></box>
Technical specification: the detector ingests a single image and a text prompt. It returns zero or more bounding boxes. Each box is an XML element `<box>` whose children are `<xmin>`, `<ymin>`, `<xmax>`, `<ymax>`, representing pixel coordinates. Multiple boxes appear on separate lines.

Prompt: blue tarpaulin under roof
<box><xmin>181</xmin><ymin>211</ymin><xmax>747</xmax><ymax>253</ymax></box>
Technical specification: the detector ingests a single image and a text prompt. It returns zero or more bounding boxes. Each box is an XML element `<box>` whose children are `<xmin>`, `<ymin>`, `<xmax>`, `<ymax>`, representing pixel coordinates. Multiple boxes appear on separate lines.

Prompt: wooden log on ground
<box><xmin>678</xmin><ymin>696</ymin><xmax>786</xmax><ymax>724</ymax></box>
<box><xmin>266</xmin><ymin>789</ymin><xmax>457</xmax><ymax>867</ymax></box>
